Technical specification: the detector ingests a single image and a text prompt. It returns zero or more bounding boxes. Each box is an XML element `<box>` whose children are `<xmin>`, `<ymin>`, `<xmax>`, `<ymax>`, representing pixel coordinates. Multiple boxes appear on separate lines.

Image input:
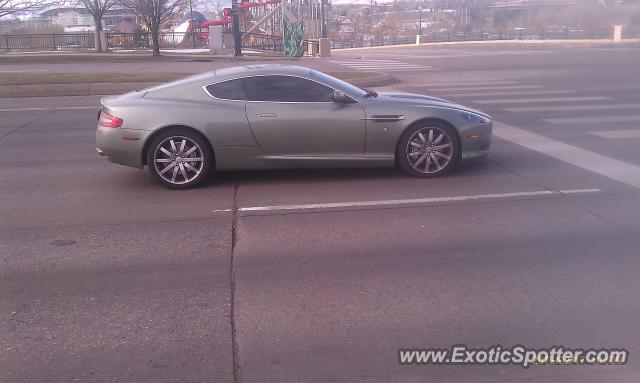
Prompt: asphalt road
<box><xmin>2</xmin><ymin>45</ymin><xmax>640</xmax><ymax>382</ymax></box>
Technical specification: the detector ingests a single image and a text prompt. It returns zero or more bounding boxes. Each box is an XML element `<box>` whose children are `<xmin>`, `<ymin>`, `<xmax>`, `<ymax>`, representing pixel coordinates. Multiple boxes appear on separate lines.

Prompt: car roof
<box><xmin>140</xmin><ymin>65</ymin><xmax>317</xmax><ymax>100</ymax></box>
<box><xmin>213</xmin><ymin>64</ymin><xmax>312</xmax><ymax>79</ymax></box>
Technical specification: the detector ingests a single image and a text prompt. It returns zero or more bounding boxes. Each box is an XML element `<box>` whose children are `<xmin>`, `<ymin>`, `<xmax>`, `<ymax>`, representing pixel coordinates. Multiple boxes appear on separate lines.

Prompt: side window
<box><xmin>243</xmin><ymin>75</ymin><xmax>334</xmax><ymax>102</ymax></box>
<box><xmin>205</xmin><ymin>79</ymin><xmax>246</xmax><ymax>100</ymax></box>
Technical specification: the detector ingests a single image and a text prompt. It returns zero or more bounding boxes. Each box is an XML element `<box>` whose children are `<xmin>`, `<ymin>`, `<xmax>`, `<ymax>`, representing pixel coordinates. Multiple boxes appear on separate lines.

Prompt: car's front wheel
<box><xmin>146</xmin><ymin>128</ymin><xmax>213</xmax><ymax>189</ymax></box>
<box><xmin>397</xmin><ymin>122</ymin><xmax>460</xmax><ymax>177</ymax></box>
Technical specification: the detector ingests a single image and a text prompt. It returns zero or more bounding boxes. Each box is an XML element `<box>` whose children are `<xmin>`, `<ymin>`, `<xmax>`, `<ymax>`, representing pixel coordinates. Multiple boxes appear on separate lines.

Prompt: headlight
<box><xmin>460</xmin><ymin>111</ymin><xmax>491</xmax><ymax>125</ymax></box>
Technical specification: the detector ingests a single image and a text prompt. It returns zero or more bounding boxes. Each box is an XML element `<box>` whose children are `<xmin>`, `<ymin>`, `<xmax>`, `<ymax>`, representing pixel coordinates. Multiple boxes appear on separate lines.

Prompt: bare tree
<box><xmin>79</xmin><ymin>0</ymin><xmax>117</xmax><ymax>52</ymax></box>
<box><xmin>120</xmin><ymin>0</ymin><xmax>186</xmax><ymax>56</ymax></box>
<box><xmin>0</xmin><ymin>0</ymin><xmax>58</xmax><ymax>18</ymax></box>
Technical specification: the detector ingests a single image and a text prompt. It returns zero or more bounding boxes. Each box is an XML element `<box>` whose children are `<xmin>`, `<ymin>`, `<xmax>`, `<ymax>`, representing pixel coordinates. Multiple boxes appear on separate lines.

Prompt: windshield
<box><xmin>310</xmin><ymin>70</ymin><xmax>368</xmax><ymax>98</ymax></box>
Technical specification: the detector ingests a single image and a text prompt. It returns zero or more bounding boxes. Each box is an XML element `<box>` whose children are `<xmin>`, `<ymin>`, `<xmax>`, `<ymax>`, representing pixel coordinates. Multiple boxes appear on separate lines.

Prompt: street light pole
<box><xmin>419</xmin><ymin>7</ymin><xmax>422</xmax><ymax>36</ymax></box>
<box><xmin>320</xmin><ymin>0</ymin><xmax>327</xmax><ymax>39</ymax></box>
<box><xmin>189</xmin><ymin>0</ymin><xmax>196</xmax><ymax>49</ymax></box>
<box><xmin>231</xmin><ymin>0</ymin><xmax>242</xmax><ymax>57</ymax></box>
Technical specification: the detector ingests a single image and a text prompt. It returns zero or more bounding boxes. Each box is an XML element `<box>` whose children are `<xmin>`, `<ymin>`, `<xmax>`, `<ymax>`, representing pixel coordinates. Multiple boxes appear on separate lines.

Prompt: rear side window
<box><xmin>205</xmin><ymin>79</ymin><xmax>246</xmax><ymax>100</ymax></box>
<box><xmin>242</xmin><ymin>75</ymin><xmax>334</xmax><ymax>102</ymax></box>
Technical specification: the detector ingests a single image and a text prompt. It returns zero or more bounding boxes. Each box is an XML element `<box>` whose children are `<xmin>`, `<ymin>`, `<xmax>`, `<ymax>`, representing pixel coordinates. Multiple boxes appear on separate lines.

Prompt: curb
<box><xmin>0</xmin><ymin>75</ymin><xmax>397</xmax><ymax>98</ymax></box>
<box><xmin>0</xmin><ymin>52</ymin><xmax>300</xmax><ymax>64</ymax></box>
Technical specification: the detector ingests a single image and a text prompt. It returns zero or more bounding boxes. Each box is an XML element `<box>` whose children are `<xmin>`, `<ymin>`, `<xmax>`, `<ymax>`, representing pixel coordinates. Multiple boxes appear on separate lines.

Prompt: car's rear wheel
<box><xmin>146</xmin><ymin>128</ymin><xmax>213</xmax><ymax>189</ymax></box>
<box><xmin>397</xmin><ymin>122</ymin><xmax>460</xmax><ymax>177</ymax></box>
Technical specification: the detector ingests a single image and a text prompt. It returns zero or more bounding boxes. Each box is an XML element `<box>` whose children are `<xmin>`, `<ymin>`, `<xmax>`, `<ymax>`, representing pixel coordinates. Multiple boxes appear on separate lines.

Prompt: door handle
<box><xmin>257</xmin><ymin>113</ymin><xmax>277</xmax><ymax>118</ymax></box>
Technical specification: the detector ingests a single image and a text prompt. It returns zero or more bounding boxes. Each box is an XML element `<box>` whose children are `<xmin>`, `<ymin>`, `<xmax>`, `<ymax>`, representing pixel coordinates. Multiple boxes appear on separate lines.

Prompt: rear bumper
<box><xmin>96</xmin><ymin>125</ymin><xmax>150</xmax><ymax>169</ymax></box>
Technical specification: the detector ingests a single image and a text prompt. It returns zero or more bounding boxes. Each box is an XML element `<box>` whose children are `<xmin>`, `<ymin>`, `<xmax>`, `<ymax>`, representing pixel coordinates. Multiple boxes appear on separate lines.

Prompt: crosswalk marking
<box><xmin>494</xmin><ymin>122</ymin><xmax>640</xmax><ymax>189</ymax></box>
<box><xmin>330</xmin><ymin>59</ymin><xmax>400</xmax><ymax>63</ymax></box>
<box><xmin>430</xmin><ymin>85</ymin><xmax>543</xmax><ymax>92</ymax></box>
<box><xmin>342</xmin><ymin>64</ymin><xmax>429</xmax><ymax>68</ymax></box>
<box><xmin>403</xmin><ymin>81</ymin><xmax>518</xmax><ymax>87</ymax></box>
<box><xmin>542</xmin><ymin>115</ymin><xmax>640</xmax><ymax>124</ymax></box>
<box><xmin>446</xmin><ymin>90</ymin><xmax>574</xmax><ymax>97</ymax></box>
<box><xmin>329</xmin><ymin>59</ymin><xmax>436</xmax><ymax>72</ymax></box>
<box><xmin>366</xmin><ymin>50</ymin><xmax>555</xmax><ymax>60</ymax></box>
<box><xmin>590</xmin><ymin>130</ymin><xmax>640</xmax><ymax>139</ymax></box>
<box><xmin>475</xmin><ymin>96</ymin><xmax>611</xmax><ymax>104</ymax></box>
<box><xmin>503</xmin><ymin>103</ymin><xmax>640</xmax><ymax>113</ymax></box>
<box><xmin>332</xmin><ymin>63</ymin><xmax>427</xmax><ymax>67</ymax></box>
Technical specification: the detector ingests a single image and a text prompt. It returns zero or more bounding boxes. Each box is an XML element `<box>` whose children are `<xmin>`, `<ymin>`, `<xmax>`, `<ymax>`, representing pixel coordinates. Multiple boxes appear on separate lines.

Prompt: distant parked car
<box><xmin>96</xmin><ymin>65</ymin><xmax>492</xmax><ymax>189</ymax></box>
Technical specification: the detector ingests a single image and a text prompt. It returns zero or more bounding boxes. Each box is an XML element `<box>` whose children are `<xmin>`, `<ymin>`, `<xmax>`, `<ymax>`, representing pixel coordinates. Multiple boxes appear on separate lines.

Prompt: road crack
<box><xmin>230</xmin><ymin>183</ymin><xmax>241</xmax><ymax>383</ymax></box>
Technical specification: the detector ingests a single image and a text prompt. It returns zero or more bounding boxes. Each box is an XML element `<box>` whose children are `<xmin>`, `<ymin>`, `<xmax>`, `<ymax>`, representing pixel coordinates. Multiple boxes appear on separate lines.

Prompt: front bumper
<box><xmin>460</xmin><ymin>121</ymin><xmax>492</xmax><ymax>160</ymax></box>
<box><xmin>96</xmin><ymin>125</ymin><xmax>151</xmax><ymax>169</ymax></box>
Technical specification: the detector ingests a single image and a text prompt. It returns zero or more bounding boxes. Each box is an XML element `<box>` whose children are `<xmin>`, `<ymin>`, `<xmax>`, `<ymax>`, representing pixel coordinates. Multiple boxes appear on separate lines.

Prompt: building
<box><xmin>39</xmin><ymin>7</ymin><xmax>138</xmax><ymax>32</ymax></box>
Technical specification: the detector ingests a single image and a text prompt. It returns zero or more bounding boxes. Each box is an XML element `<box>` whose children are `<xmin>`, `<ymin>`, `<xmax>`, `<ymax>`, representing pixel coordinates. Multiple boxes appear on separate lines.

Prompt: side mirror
<box><xmin>332</xmin><ymin>90</ymin><xmax>349</xmax><ymax>103</ymax></box>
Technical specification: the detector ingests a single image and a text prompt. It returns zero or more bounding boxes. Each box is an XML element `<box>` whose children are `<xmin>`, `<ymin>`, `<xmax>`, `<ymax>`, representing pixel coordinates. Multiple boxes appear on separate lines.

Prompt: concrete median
<box><xmin>0</xmin><ymin>73</ymin><xmax>395</xmax><ymax>98</ymax></box>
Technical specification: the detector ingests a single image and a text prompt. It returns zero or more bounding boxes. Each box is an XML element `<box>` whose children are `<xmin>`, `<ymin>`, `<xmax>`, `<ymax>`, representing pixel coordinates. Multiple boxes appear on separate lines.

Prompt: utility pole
<box><xmin>418</xmin><ymin>6</ymin><xmax>422</xmax><ymax>35</ymax></box>
<box><xmin>231</xmin><ymin>0</ymin><xmax>242</xmax><ymax>57</ymax></box>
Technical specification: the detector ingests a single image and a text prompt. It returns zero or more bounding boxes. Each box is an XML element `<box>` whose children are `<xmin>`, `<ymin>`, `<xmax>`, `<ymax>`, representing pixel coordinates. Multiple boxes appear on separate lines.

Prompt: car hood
<box><xmin>373</xmin><ymin>91</ymin><xmax>491</xmax><ymax>118</ymax></box>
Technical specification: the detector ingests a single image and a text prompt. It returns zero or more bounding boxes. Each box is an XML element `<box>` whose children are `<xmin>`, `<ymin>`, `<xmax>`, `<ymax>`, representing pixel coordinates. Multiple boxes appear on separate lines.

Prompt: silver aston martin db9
<box><xmin>96</xmin><ymin>65</ymin><xmax>492</xmax><ymax>189</ymax></box>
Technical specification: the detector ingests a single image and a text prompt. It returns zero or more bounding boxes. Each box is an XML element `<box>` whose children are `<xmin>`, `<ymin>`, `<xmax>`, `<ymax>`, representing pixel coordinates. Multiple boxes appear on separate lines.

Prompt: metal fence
<box><xmin>331</xmin><ymin>28</ymin><xmax>626</xmax><ymax>49</ymax></box>
<box><xmin>1</xmin><ymin>33</ymin><xmax>95</xmax><ymax>51</ymax></box>
<box><xmin>107</xmin><ymin>32</ymin><xmax>209</xmax><ymax>50</ymax></box>
<box><xmin>0</xmin><ymin>31</ymin><xmax>318</xmax><ymax>54</ymax></box>
<box><xmin>238</xmin><ymin>32</ymin><xmax>319</xmax><ymax>55</ymax></box>
<box><xmin>0</xmin><ymin>32</ymin><xmax>208</xmax><ymax>51</ymax></box>
<box><xmin>331</xmin><ymin>36</ymin><xmax>415</xmax><ymax>49</ymax></box>
<box><xmin>1</xmin><ymin>27</ymin><xmax>636</xmax><ymax>52</ymax></box>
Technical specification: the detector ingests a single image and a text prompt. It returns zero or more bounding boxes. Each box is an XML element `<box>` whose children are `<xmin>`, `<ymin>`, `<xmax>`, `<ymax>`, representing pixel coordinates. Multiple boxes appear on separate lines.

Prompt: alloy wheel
<box><xmin>153</xmin><ymin>136</ymin><xmax>204</xmax><ymax>185</ymax></box>
<box><xmin>405</xmin><ymin>127</ymin><xmax>454</xmax><ymax>174</ymax></box>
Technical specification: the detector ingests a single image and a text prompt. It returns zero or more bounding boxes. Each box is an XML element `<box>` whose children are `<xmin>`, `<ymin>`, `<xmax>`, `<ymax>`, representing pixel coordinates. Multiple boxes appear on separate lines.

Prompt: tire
<box><xmin>146</xmin><ymin>127</ymin><xmax>213</xmax><ymax>189</ymax></box>
<box><xmin>396</xmin><ymin>121</ymin><xmax>460</xmax><ymax>178</ymax></box>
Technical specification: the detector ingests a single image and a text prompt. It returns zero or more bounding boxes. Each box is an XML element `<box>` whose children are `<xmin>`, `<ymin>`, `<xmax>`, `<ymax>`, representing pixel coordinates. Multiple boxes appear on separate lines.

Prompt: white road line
<box><xmin>504</xmin><ymin>103</ymin><xmax>640</xmax><ymax>113</ymax></box>
<box><xmin>431</xmin><ymin>85</ymin><xmax>544</xmax><ymax>91</ymax></box>
<box><xmin>366</xmin><ymin>53</ymin><xmax>471</xmax><ymax>59</ymax></box>
<box><xmin>330</xmin><ymin>59</ymin><xmax>434</xmax><ymax>71</ymax></box>
<box><xmin>336</xmin><ymin>67</ymin><xmax>436</xmax><ymax>71</ymax></box>
<box><xmin>331</xmin><ymin>62</ymin><xmax>428</xmax><ymax>66</ymax></box>
<box><xmin>403</xmin><ymin>81</ymin><xmax>519</xmax><ymax>87</ymax></box>
<box><xmin>475</xmin><ymin>96</ymin><xmax>611</xmax><ymax>105</ymax></box>
<box><xmin>447</xmin><ymin>90</ymin><xmax>574</xmax><ymax>97</ymax></box>
<box><xmin>331</xmin><ymin>59</ymin><xmax>399</xmax><ymax>62</ymax></box>
<box><xmin>330</xmin><ymin>60</ymin><xmax>405</xmax><ymax>64</ymax></box>
<box><xmin>235</xmin><ymin>189</ymin><xmax>601</xmax><ymax>213</ymax></box>
<box><xmin>589</xmin><ymin>130</ymin><xmax>640</xmax><ymax>139</ymax></box>
<box><xmin>0</xmin><ymin>69</ymin><xmax>46</xmax><ymax>73</ymax></box>
<box><xmin>341</xmin><ymin>65</ymin><xmax>430</xmax><ymax>69</ymax></box>
<box><xmin>336</xmin><ymin>65</ymin><xmax>430</xmax><ymax>69</ymax></box>
<box><xmin>542</xmin><ymin>115</ymin><xmax>640</xmax><ymax>124</ymax></box>
<box><xmin>494</xmin><ymin>122</ymin><xmax>640</xmax><ymax>189</ymax></box>
<box><xmin>377</xmin><ymin>68</ymin><xmax>442</xmax><ymax>71</ymax></box>
<box><xmin>0</xmin><ymin>106</ymin><xmax>98</xmax><ymax>112</ymax></box>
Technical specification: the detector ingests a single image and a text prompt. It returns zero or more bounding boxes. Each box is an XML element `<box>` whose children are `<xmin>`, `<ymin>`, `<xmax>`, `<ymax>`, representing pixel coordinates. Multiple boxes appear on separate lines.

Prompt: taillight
<box><xmin>98</xmin><ymin>111</ymin><xmax>123</xmax><ymax>128</ymax></box>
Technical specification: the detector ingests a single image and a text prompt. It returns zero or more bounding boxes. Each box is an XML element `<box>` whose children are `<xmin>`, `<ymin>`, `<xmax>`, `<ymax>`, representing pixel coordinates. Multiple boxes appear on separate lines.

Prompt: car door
<box><xmin>243</xmin><ymin>75</ymin><xmax>366</xmax><ymax>157</ymax></box>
